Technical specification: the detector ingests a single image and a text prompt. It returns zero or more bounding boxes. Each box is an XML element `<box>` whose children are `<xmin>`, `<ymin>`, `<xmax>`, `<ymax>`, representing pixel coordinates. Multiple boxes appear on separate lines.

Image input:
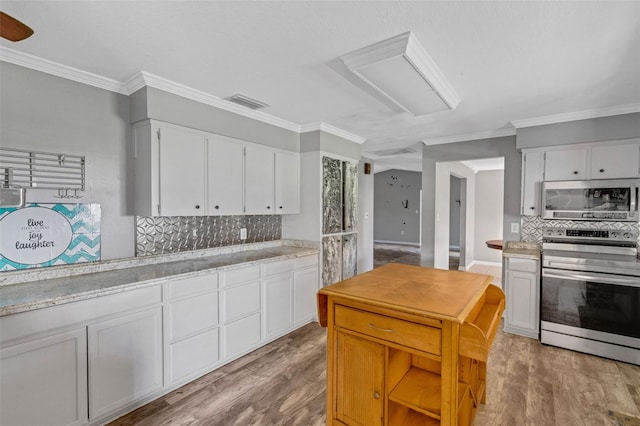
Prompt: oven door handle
<box><xmin>543</xmin><ymin>268</ymin><xmax>640</xmax><ymax>287</ymax></box>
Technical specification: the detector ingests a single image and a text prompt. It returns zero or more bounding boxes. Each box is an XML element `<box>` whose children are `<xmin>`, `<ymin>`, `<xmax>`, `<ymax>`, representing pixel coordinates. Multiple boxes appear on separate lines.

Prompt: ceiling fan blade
<box><xmin>0</xmin><ymin>12</ymin><xmax>34</xmax><ymax>42</ymax></box>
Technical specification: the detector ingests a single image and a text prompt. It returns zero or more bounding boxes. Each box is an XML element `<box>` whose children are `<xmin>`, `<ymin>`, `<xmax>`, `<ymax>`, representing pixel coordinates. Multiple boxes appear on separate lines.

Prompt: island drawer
<box><xmin>334</xmin><ymin>305</ymin><xmax>441</xmax><ymax>356</ymax></box>
<box><xmin>459</xmin><ymin>284</ymin><xmax>505</xmax><ymax>362</ymax></box>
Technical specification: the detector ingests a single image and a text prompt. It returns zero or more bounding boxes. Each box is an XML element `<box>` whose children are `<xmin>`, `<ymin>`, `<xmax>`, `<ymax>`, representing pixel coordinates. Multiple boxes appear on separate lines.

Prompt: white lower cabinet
<box><xmin>165</xmin><ymin>273</ymin><xmax>220</xmax><ymax>386</ymax></box>
<box><xmin>0</xmin><ymin>252</ymin><xmax>319</xmax><ymax>426</ymax></box>
<box><xmin>1</xmin><ymin>328</ymin><xmax>88</xmax><ymax>426</ymax></box>
<box><xmin>503</xmin><ymin>257</ymin><xmax>540</xmax><ymax>339</ymax></box>
<box><xmin>264</xmin><ymin>273</ymin><xmax>294</xmax><ymax>338</ymax></box>
<box><xmin>88</xmin><ymin>307</ymin><xmax>163</xmax><ymax>419</ymax></box>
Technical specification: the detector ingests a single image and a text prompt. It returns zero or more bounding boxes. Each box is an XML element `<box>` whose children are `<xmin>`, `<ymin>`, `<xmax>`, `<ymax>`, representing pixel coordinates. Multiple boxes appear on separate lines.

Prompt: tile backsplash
<box><xmin>136</xmin><ymin>215</ymin><xmax>281</xmax><ymax>256</ymax></box>
<box><xmin>521</xmin><ymin>215</ymin><xmax>640</xmax><ymax>245</ymax></box>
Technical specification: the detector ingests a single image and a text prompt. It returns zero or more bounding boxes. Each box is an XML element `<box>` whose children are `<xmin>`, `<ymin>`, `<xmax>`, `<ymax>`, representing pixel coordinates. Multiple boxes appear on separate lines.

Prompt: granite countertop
<box><xmin>0</xmin><ymin>241</ymin><xmax>318</xmax><ymax>317</ymax></box>
<box><xmin>502</xmin><ymin>241</ymin><xmax>540</xmax><ymax>260</ymax></box>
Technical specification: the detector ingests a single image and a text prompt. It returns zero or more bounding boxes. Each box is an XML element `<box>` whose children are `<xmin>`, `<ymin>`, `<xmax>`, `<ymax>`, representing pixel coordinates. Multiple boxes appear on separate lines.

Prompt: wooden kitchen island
<box><xmin>317</xmin><ymin>263</ymin><xmax>505</xmax><ymax>426</ymax></box>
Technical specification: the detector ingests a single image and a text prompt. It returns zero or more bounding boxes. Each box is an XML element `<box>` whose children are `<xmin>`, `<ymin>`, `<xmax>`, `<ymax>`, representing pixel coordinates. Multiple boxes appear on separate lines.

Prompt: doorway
<box><xmin>449</xmin><ymin>175</ymin><xmax>465</xmax><ymax>270</ymax></box>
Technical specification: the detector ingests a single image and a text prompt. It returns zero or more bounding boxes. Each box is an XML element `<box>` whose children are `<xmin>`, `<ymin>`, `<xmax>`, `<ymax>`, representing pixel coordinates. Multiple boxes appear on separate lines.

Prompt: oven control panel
<box><xmin>543</xmin><ymin>227</ymin><xmax>638</xmax><ymax>242</ymax></box>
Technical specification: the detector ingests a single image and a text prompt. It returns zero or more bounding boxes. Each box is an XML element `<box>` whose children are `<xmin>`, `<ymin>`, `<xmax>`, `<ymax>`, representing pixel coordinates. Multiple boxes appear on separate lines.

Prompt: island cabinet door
<box><xmin>335</xmin><ymin>332</ymin><xmax>384</xmax><ymax>426</ymax></box>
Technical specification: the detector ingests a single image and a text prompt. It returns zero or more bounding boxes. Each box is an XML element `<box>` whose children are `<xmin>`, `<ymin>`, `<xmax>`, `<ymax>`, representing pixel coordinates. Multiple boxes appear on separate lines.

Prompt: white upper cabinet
<box><xmin>134</xmin><ymin>120</ymin><xmax>300</xmax><ymax>217</ymax></box>
<box><xmin>541</xmin><ymin>140</ymin><xmax>640</xmax><ymax>182</ymax></box>
<box><xmin>590</xmin><ymin>143</ymin><xmax>640</xmax><ymax>179</ymax></box>
<box><xmin>245</xmin><ymin>144</ymin><xmax>275</xmax><ymax>215</ymax></box>
<box><xmin>275</xmin><ymin>151</ymin><xmax>300</xmax><ymax>214</ymax></box>
<box><xmin>521</xmin><ymin>151</ymin><xmax>544</xmax><ymax>215</ymax></box>
<box><xmin>158</xmin><ymin>126</ymin><xmax>207</xmax><ymax>216</ymax></box>
<box><xmin>208</xmin><ymin>136</ymin><xmax>244</xmax><ymax>215</ymax></box>
<box><xmin>543</xmin><ymin>148</ymin><xmax>588</xmax><ymax>181</ymax></box>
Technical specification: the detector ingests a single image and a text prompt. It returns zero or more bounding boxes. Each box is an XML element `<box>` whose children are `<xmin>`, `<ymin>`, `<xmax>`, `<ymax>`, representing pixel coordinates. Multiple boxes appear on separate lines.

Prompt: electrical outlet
<box><xmin>511</xmin><ymin>222</ymin><xmax>520</xmax><ymax>233</ymax></box>
<box><xmin>192</xmin><ymin>229</ymin><xmax>197</xmax><ymax>237</ymax></box>
<box><xmin>240</xmin><ymin>228</ymin><xmax>247</xmax><ymax>240</ymax></box>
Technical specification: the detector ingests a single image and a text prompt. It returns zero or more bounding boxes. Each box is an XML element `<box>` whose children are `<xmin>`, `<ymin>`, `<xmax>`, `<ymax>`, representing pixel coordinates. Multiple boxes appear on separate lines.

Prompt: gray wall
<box><xmin>300</xmin><ymin>129</ymin><xmax>362</xmax><ymax>160</ymax></box>
<box><xmin>421</xmin><ymin>136</ymin><xmax>520</xmax><ymax>267</ymax></box>
<box><xmin>516</xmin><ymin>113</ymin><xmax>640</xmax><ymax>149</ymax></box>
<box><xmin>474</xmin><ymin>170</ymin><xmax>504</xmax><ymax>263</ymax></box>
<box><xmin>357</xmin><ymin>157</ymin><xmax>374</xmax><ymax>273</ymax></box>
<box><xmin>131</xmin><ymin>86</ymin><xmax>300</xmax><ymax>151</ymax></box>
<box><xmin>449</xmin><ymin>175</ymin><xmax>461</xmax><ymax>249</ymax></box>
<box><xmin>374</xmin><ymin>169</ymin><xmax>422</xmax><ymax>245</ymax></box>
<box><xmin>0</xmin><ymin>62</ymin><xmax>135</xmax><ymax>260</ymax></box>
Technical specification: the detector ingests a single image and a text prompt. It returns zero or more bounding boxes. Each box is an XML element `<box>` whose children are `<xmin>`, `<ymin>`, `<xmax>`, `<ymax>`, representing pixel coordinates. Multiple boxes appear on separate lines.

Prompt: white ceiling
<box><xmin>1</xmin><ymin>1</ymin><xmax>639</xmax><ymax>172</ymax></box>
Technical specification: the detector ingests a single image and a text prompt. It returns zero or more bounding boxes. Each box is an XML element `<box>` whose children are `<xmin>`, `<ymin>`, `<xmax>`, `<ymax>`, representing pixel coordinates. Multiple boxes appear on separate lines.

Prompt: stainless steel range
<box><xmin>541</xmin><ymin>227</ymin><xmax>640</xmax><ymax>365</ymax></box>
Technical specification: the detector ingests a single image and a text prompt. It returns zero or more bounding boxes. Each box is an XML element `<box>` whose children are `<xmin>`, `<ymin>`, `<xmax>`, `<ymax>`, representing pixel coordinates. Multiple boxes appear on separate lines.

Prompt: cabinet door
<box><xmin>323</xmin><ymin>157</ymin><xmax>343</xmax><ymax>234</ymax></box>
<box><xmin>293</xmin><ymin>267</ymin><xmax>319</xmax><ymax>324</ymax></box>
<box><xmin>335</xmin><ymin>332</ymin><xmax>384</xmax><ymax>426</ymax></box>
<box><xmin>224</xmin><ymin>312</ymin><xmax>261</xmax><ymax>358</ymax></box>
<box><xmin>521</xmin><ymin>151</ymin><xmax>544</xmax><ymax>215</ymax></box>
<box><xmin>264</xmin><ymin>273</ymin><xmax>294</xmax><ymax>338</ymax></box>
<box><xmin>343</xmin><ymin>161</ymin><xmax>358</xmax><ymax>232</ymax></box>
<box><xmin>208</xmin><ymin>136</ymin><xmax>244</xmax><ymax>215</ymax></box>
<box><xmin>245</xmin><ymin>145</ymin><xmax>275</xmax><ymax>214</ymax></box>
<box><xmin>544</xmin><ymin>148</ymin><xmax>588</xmax><ymax>181</ymax></box>
<box><xmin>590</xmin><ymin>143</ymin><xmax>640</xmax><ymax>179</ymax></box>
<box><xmin>505</xmin><ymin>270</ymin><xmax>539</xmax><ymax>337</ymax></box>
<box><xmin>342</xmin><ymin>233</ymin><xmax>358</xmax><ymax>280</ymax></box>
<box><xmin>88</xmin><ymin>307</ymin><xmax>163</xmax><ymax>419</ymax></box>
<box><xmin>322</xmin><ymin>235</ymin><xmax>343</xmax><ymax>286</ymax></box>
<box><xmin>1</xmin><ymin>329</ymin><xmax>88</xmax><ymax>426</ymax></box>
<box><xmin>158</xmin><ymin>126</ymin><xmax>206</xmax><ymax>216</ymax></box>
<box><xmin>275</xmin><ymin>151</ymin><xmax>300</xmax><ymax>214</ymax></box>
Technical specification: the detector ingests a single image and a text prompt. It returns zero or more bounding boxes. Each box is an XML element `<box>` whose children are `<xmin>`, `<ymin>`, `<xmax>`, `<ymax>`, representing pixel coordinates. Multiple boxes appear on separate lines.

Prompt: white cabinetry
<box><xmin>1</xmin><ymin>328</ymin><xmax>88</xmax><ymax>426</ymax></box>
<box><xmin>133</xmin><ymin>119</ymin><xmax>300</xmax><ymax>217</ymax></box>
<box><xmin>207</xmin><ymin>136</ymin><xmax>244</xmax><ymax>215</ymax></box>
<box><xmin>590</xmin><ymin>143</ymin><xmax>640</xmax><ymax>179</ymax></box>
<box><xmin>165</xmin><ymin>273</ymin><xmax>220</xmax><ymax>386</ymax></box>
<box><xmin>503</xmin><ymin>257</ymin><xmax>540</xmax><ymax>339</ymax></box>
<box><xmin>262</xmin><ymin>255</ymin><xmax>319</xmax><ymax>339</ymax></box>
<box><xmin>540</xmin><ymin>140</ymin><xmax>640</xmax><ymax>182</ymax></box>
<box><xmin>544</xmin><ymin>148</ymin><xmax>588</xmax><ymax>181</ymax></box>
<box><xmin>88</xmin><ymin>307</ymin><xmax>163</xmax><ymax>419</ymax></box>
<box><xmin>275</xmin><ymin>151</ymin><xmax>300</xmax><ymax>214</ymax></box>
<box><xmin>521</xmin><ymin>151</ymin><xmax>544</xmax><ymax>215</ymax></box>
<box><xmin>222</xmin><ymin>265</ymin><xmax>262</xmax><ymax>358</ymax></box>
<box><xmin>245</xmin><ymin>144</ymin><xmax>276</xmax><ymax>215</ymax></box>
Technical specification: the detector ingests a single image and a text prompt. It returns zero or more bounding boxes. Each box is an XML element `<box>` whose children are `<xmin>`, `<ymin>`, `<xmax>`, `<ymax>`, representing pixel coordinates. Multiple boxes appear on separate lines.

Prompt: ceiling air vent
<box><xmin>224</xmin><ymin>93</ymin><xmax>269</xmax><ymax>110</ymax></box>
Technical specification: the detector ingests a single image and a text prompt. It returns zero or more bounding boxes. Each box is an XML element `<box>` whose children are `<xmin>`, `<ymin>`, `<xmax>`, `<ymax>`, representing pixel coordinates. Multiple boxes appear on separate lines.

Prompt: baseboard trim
<box><xmin>374</xmin><ymin>240</ymin><xmax>421</xmax><ymax>247</ymax></box>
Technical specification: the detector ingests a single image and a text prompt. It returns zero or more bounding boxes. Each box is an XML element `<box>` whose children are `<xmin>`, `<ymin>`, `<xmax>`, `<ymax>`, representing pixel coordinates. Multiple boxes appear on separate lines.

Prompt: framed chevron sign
<box><xmin>0</xmin><ymin>203</ymin><xmax>101</xmax><ymax>271</ymax></box>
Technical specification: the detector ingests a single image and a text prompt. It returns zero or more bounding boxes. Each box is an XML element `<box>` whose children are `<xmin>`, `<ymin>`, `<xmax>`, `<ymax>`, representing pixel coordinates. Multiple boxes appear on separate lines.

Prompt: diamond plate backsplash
<box><xmin>521</xmin><ymin>215</ymin><xmax>640</xmax><ymax>245</ymax></box>
<box><xmin>136</xmin><ymin>215</ymin><xmax>281</xmax><ymax>256</ymax></box>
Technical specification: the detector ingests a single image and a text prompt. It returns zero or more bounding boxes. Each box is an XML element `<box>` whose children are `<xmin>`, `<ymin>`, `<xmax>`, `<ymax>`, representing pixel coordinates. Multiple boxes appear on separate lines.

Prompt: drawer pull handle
<box><xmin>368</xmin><ymin>323</ymin><xmax>395</xmax><ymax>333</ymax></box>
<box><xmin>373</xmin><ymin>392</ymin><xmax>380</xmax><ymax>399</ymax></box>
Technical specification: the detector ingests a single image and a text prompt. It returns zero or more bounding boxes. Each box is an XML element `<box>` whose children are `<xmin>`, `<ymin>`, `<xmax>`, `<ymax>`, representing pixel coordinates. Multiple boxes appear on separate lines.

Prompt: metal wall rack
<box><xmin>0</xmin><ymin>147</ymin><xmax>85</xmax><ymax>199</ymax></box>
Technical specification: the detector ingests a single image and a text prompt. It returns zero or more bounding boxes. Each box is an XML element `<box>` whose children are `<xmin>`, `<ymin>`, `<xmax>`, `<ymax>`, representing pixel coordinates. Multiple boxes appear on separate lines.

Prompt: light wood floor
<box><xmin>109</xmin><ymin>322</ymin><xmax>640</xmax><ymax>426</ymax></box>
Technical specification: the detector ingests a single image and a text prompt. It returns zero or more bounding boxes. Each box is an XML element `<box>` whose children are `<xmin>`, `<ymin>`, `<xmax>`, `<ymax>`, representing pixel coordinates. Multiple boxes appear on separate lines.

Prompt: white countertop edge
<box><xmin>0</xmin><ymin>244</ymin><xmax>320</xmax><ymax>317</ymax></box>
<box><xmin>0</xmin><ymin>239</ymin><xmax>318</xmax><ymax>287</ymax></box>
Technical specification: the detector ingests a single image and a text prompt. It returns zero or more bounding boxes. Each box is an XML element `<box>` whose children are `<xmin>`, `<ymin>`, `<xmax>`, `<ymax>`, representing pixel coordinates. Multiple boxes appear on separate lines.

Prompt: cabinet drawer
<box><xmin>168</xmin><ymin>291</ymin><xmax>219</xmax><ymax>341</ymax></box>
<box><xmin>168</xmin><ymin>328</ymin><xmax>220</xmax><ymax>384</ymax></box>
<box><xmin>223</xmin><ymin>281</ymin><xmax>260</xmax><ymax>322</ymax></box>
<box><xmin>263</xmin><ymin>255</ymin><xmax>318</xmax><ymax>277</ymax></box>
<box><xmin>224</xmin><ymin>313</ymin><xmax>261</xmax><ymax>358</ymax></box>
<box><xmin>507</xmin><ymin>258</ymin><xmax>538</xmax><ymax>273</ymax></box>
<box><xmin>334</xmin><ymin>305</ymin><xmax>441</xmax><ymax>356</ymax></box>
<box><xmin>223</xmin><ymin>265</ymin><xmax>260</xmax><ymax>287</ymax></box>
<box><xmin>168</xmin><ymin>273</ymin><xmax>218</xmax><ymax>300</ymax></box>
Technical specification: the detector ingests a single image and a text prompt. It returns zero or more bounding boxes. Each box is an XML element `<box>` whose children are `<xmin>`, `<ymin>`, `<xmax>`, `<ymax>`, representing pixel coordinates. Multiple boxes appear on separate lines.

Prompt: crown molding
<box><xmin>132</xmin><ymin>71</ymin><xmax>300</xmax><ymax>132</ymax></box>
<box><xmin>0</xmin><ymin>46</ymin><xmax>127</xmax><ymax>94</ymax></box>
<box><xmin>422</xmin><ymin>127</ymin><xmax>516</xmax><ymax>146</ymax></box>
<box><xmin>299</xmin><ymin>122</ymin><xmax>367</xmax><ymax>144</ymax></box>
<box><xmin>510</xmin><ymin>103</ymin><xmax>640</xmax><ymax>129</ymax></box>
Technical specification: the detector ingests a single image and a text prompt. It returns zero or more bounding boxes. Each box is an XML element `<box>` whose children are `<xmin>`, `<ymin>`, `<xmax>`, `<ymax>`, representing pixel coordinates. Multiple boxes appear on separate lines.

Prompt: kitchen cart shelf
<box><xmin>389</xmin><ymin>367</ymin><xmax>471</xmax><ymax>421</ymax></box>
<box><xmin>459</xmin><ymin>284</ymin><xmax>505</xmax><ymax>362</ymax></box>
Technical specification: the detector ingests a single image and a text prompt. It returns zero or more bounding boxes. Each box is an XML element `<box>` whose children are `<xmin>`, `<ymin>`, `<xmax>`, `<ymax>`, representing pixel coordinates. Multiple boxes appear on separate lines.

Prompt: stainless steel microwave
<box><xmin>542</xmin><ymin>179</ymin><xmax>640</xmax><ymax>221</ymax></box>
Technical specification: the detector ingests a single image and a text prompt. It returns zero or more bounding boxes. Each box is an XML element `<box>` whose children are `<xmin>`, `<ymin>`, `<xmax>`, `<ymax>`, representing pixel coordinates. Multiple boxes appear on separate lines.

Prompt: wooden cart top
<box><xmin>318</xmin><ymin>263</ymin><xmax>492</xmax><ymax>324</ymax></box>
